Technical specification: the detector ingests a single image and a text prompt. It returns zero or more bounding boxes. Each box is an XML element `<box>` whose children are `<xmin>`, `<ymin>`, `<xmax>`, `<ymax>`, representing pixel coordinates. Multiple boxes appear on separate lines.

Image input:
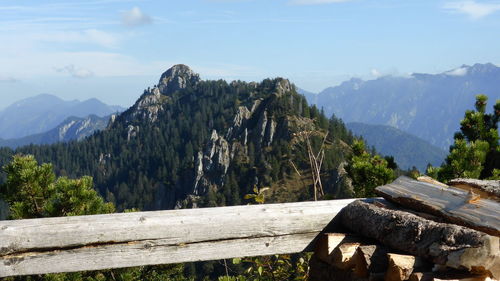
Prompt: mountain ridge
<box><xmin>3</xmin><ymin>64</ymin><xmax>357</xmax><ymax>211</ymax></box>
<box><xmin>0</xmin><ymin>94</ymin><xmax>124</xmax><ymax>139</ymax></box>
<box><xmin>304</xmin><ymin>63</ymin><xmax>500</xmax><ymax>150</ymax></box>
<box><xmin>0</xmin><ymin>114</ymin><xmax>112</xmax><ymax>149</ymax></box>
<box><xmin>346</xmin><ymin>122</ymin><xmax>447</xmax><ymax>171</ymax></box>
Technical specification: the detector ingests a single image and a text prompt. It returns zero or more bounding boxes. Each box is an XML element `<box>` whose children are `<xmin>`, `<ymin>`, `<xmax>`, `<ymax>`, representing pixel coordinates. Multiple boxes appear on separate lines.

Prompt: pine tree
<box><xmin>0</xmin><ymin>154</ymin><xmax>114</xmax><ymax>219</ymax></box>
<box><xmin>433</xmin><ymin>95</ymin><xmax>500</xmax><ymax>181</ymax></box>
<box><xmin>346</xmin><ymin>140</ymin><xmax>396</xmax><ymax>197</ymax></box>
<box><xmin>0</xmin><ymin>155</ymin><xmax>191</xmax><ymax>281</ymax></box>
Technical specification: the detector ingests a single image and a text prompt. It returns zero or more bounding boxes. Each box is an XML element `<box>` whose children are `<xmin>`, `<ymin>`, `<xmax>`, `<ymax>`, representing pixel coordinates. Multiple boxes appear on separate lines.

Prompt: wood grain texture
<box><xmin>353</xmin><ymin>245</ymin><xmax>390</xmax><ymax>277</ymax></box>
<box><xmin>1</xmin><ymin>233</ymin><xmax>317</xmax><ymax>277</ymax></box>
<box><xmin>448</xmin><ymin>178</ymin><xmax>500</xmax><ymax>200</ymax></box>
<box><xmin>315</xmin><ymin>233</ymin><xmax>363</xmax><ymax>266</ymax></box>
<box><xmin>385</xmin><ymin>253</ymin><xmax>416</xmax><ymax>281</ymax></box>
<box><xmin>0</xmin><ymin>199</ymin><xmax>356</xmax><ymax>277</ymax></box>
<box><xmin>375</xmin><ymin>176</ymin><xmax>500</xmax><ymax>236</ymax></box>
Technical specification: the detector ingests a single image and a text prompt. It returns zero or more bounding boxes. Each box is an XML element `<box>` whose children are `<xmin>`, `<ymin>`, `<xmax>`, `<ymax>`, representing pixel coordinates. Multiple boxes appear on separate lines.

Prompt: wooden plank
<box><xmin>1</xmin><ymin>232</ymin><xmax>317</xmax><ymax>277</ymax></box>
<box><xmin>375</xmin><ymin>176</ymin><xmax>500</xmax><ymax>236</ymax></box>
<box><xmin>0</xmin><ymin>199</ymin><xmax>356</xmax><ymax>277</ymax></box>
<box><xmin>448</xmin><ymin>178</ymin><xmax>500</xmax><ymax>200</ymax></box>
<box><xmin>417</xmin><ymin>176</ymin><xmax>449</xmax><ymax>188</ymax></box>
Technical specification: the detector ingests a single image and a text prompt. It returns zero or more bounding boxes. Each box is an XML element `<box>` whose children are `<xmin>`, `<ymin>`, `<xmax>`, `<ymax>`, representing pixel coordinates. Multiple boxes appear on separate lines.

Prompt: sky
<box><xmin>1</xmin><ymin>0</ymin><xmax>500</xmax><ymax>109</ymax></box>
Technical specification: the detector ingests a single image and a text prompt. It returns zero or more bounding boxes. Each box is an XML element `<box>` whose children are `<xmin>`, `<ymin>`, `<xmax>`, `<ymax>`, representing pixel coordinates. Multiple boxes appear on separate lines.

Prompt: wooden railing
<box><xmin>0</xmin><ymin>199</ymin><xmax>357</xmax><ymax>277</ymax></box>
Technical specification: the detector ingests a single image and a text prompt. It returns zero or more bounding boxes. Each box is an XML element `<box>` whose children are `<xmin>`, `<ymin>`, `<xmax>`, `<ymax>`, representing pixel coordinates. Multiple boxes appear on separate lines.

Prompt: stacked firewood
<box><xmin>310</xmin><ymin>176</ymin><xmax>500</xmax><ymax>281</ymax></box>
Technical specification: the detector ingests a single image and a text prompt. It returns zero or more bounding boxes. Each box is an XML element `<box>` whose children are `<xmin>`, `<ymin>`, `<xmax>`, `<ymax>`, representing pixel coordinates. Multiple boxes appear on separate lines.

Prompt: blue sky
<box><xmin>1</xmin><ymin>0</ymin><xmax>500</xmax><ymax>108</ymax></box>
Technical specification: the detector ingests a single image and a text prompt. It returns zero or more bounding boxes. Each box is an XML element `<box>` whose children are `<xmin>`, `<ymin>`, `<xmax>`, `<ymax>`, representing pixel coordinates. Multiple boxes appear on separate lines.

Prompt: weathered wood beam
<box><xmin>417</xmin><ymin>176</ymin><xmax>449</xmax><ymax>188</ymax></box>
<box><xmin>448</xmin><ymin>178</ymin><xmax>500</xmax><ymax>200</ymax></box>
<box><xmin>0</xmin><ymin>199</ymin><xmax>356</xmax><ymax>277</ymax></box>
<box><xmin>375</xmin><ymin>176</ymin><xmax>500</xmax><ymax>236</ymax></box>
<box><xmin>339</xmin><ymin>200</ymin><xmax>500</xmax><ymax>279</ymax></box>
<box><xmin>1</xmin><ymin>233</ymin><xmax>317</xmax><ymax>277</ymax></box>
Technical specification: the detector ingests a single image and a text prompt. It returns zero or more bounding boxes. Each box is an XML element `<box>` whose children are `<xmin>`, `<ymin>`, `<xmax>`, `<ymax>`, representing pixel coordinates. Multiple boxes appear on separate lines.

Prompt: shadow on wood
<box><xmin>0</xmin><ymin>199</ymin><xmax>360</xmax><ymax>277</ymax></box>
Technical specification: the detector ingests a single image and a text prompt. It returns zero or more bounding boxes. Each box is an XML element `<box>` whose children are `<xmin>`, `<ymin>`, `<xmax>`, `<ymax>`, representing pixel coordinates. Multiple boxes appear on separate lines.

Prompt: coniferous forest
<box><xmin>2</xmin><ymin>1</ymin><xmax>500</xmax><ymax>280</ymax></box>
<box><xmin>0</xmin><ymin>65</ymin><xmax>364</xmax><ymax>213</ymax></box>
<box><xmin>0</xmin><ymin>65</ymin><xmax>498</xmax><ymax>281</ymax></box>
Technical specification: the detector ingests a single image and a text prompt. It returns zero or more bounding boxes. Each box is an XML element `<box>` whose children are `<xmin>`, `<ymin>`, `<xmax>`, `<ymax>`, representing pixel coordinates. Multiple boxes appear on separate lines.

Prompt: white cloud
<box><xmin>445</xmin><ymin>67</ymin><xmax>468</xmax><ymax>76</ymax></box>
<box><xmin>121</xmin><ymin>7</ymin><xmax>152</xmax><ymax>27</ymax></box>
<box><xmin>55</xmin><ymin>65</ymin><xmax>94</xmax><ymax>78</ymax></box>
<box><xmin>83</xmin><ymin>29</ymin><xmax>120</xmax><ymax>47</ymax></box>
<box><xmin>34</xmin><ymin>29</ymin><xmax>120</xmax><ymax>48</ymax></box>
<box><xmin>0</xmin><ymin>48</ymin><xmax>164</xmax><ymax>78</ymax></box>
<box><xmin>289</xmin><ymin>0</ymin><xmax>351</xmax><ymax>5</ymax></box>
<box><xmin>0</xmin><ymin>75</ymin><xmax>17</xmax><ymax>82</ymax></box>
<box><xmin>370</xmin><ymin>68</ymin><xmax>382</xmax><ymax>78</ymax></box>
<box><xmin>444</xmin><ymin>1</ymin><xmax>500</xmax><ymax>19</ymax></box>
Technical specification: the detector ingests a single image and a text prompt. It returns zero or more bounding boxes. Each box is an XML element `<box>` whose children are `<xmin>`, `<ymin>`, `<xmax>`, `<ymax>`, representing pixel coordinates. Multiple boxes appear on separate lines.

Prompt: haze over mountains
<box><xmin>0</xmin><ymin>115</ymin><xmax>112</xmax><ymax>149</ymax></box>
<box><xmin>0</xmin><ymin>63</ymin><xmax>497</xmax><ymax>217</ymax></box>
<box><xmin>0</xmin><ymin>94</ymin><xmax>123</xmax><ymax>140</ymax></box>
<box><xmin>3</xmin><ymin>63</ymin><xmax>498</xmax><ymax>172</ymax></box>
<box><xmin>346</xmin><ymin>122</ymin><xmax>447</xmax><ymax>171</ymax></box>
<box><xmin>304</xmin><ymin>63</ymin><xmax>500</xmax><ymax>150</ymax></box>
<box><xmin>1</xmin><ymin>64</ymin><xmax>357</xmax><ymax>211</ymax></box>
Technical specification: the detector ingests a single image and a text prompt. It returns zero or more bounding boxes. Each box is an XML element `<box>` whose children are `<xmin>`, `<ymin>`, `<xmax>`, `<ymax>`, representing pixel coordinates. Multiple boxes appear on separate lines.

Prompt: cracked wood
<box><xmin>0</xmin><ymin>199</ymin><xmax>356</xmax><ymax>277</ymax></box>
<box><xmin>375</xmin><ymin>176</ymin><xmax>500</xmax><ymax>236</ymax></box>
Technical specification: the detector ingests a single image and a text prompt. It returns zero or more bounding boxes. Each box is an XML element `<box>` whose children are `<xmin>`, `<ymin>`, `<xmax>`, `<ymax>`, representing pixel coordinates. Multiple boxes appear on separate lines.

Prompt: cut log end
<box><xmin>385</xmin><ymin>253</ymin><xmax>416</xmax><ymax>281</ymax></box>
<box><xmin>339</xmin><ymin>200</ymin><xmax>500</xmax><ymax>279</ymax></box>
<box><xmin>315</xmin><ymin>233</ymin><xmax>362</xmax><ymax>266</ymax></box>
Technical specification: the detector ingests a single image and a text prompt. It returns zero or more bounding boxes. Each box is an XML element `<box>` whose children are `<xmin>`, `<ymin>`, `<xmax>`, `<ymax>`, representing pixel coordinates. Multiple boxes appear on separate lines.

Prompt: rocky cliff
<box><xmin>9</xmin><ymin>65</ymin><xmax>356</xmax><ymax>211</ymax></box>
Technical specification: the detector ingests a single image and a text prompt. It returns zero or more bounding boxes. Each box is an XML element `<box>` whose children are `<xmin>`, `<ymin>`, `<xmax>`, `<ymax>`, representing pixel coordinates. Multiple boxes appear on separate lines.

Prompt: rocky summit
<box><xmin>158</xmin><ymin>64</ymin><xmax>201</xmax><ymax>95</ymax></box>
<box><xmin>7</xmin><ymin>65</ymin><xmax>356</xmax><ymax>211</ymax></box>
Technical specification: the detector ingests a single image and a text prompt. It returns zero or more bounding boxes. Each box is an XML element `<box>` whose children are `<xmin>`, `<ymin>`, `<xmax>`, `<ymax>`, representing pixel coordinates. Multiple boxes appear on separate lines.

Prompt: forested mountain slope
<box><xmin>347</xmin><ymin>122</ymin><xmax>446</xmax><ymax>171</ymax></box>
<box><xmin>306</xmin><ymin>63</ymin><xmax>500</xmax><ymax>149</ymax></box>
<box><xmin>0</xmin><ymin>65</ymin><xmax>357</xmax><ymax>211</ymax></box>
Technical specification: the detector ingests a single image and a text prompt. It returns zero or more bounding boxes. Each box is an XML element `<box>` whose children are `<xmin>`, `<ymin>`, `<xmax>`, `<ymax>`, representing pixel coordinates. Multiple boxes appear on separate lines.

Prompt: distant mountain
<box><xmin>0</xmin><ymin>94</ymin><xmax>123</xmax><ymax>139</ymax></box>
<box><xmin>2</xmin><ymin>65</ymin><xmax>357</xmax><ymax>211</ymax></box>
<box><xmin>307</xmin><ymin>63</ymin><xmax>500</xmax><ymax>149</ymax></box>
<box><xmin>346</xmin><ymin>122</ymin><xmax>447</xmax><ymax>171</ymax></box>
<box><xmin>0</xmin><ymin>114</ymin><xmax>112</xmax><ymax>149</ymax></box>
<box><xmin>297</xmin><ymin>88</ymin><xmax>317</xmax><ymax>104</ymax></box>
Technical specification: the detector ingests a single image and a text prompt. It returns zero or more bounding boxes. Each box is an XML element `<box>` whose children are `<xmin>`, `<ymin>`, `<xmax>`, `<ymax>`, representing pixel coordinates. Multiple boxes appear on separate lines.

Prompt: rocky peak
<box><xmin>468</xmin><ymin>63</ymin><xmax>499</xmax><ymax>75</ymax></box>
<box><xmin>158</xmin><ymin>64</ymin><xmax>201</xmax><ymax>95</ymax></box>
<box><xmin>274</xmin><ymin>78</ymin><xmax>293</xmax><ymax>96</ymax></box>
<box><xmin>129</xmin><ymin>87</ymin><xmax>164</xmax><ymax>122</ymax></box>
<box><xmin>123</xmin><ymin>65</ymin><xmax>199</xmax><ymax>124</ymax></box>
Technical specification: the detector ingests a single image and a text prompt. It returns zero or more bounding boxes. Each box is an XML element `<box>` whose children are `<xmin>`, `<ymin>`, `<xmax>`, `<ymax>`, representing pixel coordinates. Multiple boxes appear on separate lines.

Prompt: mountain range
<box><xmin>304</xmin><ymin>63</ymin><xmax>500</xmax><ymax>150</ymax></box>
<box><xmin>346</xmin><ymin>122</ymin><xmax>447</xmax><ymax>171</ymax></box>
<box><xmin>0</xmin><ymin>65</ymin><xmax>357</xmax><ymax>212</ymax></box>
<box><xmin>0</xmin><ymin>94</ymin><xmax>123</xmax><ymax>140</ymax></box>
<box><xmin>0</xmin><ymin>115</ymin><xmax>112</xmax><ymax>149</ymax></box>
